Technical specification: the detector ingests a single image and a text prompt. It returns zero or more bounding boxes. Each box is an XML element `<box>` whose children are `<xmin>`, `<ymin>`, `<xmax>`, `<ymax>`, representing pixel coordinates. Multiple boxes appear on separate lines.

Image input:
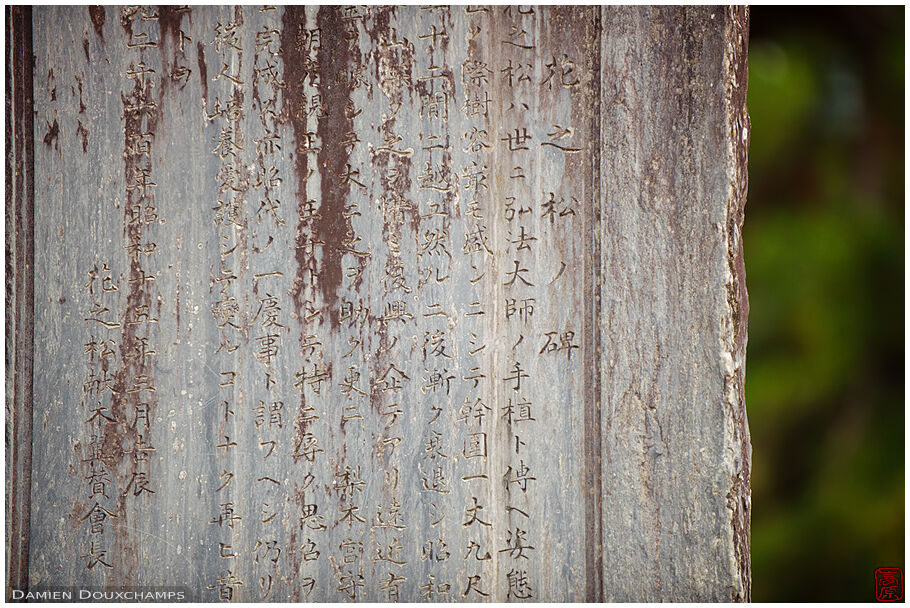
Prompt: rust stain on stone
<box><xmin>8</xmin><ymin>9</ymin><xmax>34</xmax><ymax>595</ymax></box>
<box><xmin>157</xmin><ymin>6</ymin><xmax>186</xmax><ymax>46</ymax></box>
<box><xmin>88</xmin><ymin>6</ymin><xmax>105</xmax><ymax>41</ymax></box>
<box><xmin>76</xmin><ymin>120</ymin><xmax>89</xmax><ymax>153</ymax></box>
<box><xmin>69</xmin><ymin>500</ymin><xmax>89</xmax><ymax>528</ymax></box>
<box><xmin>42</xmin><ymin>118</ymin><xmax>59</xmax><ymax>150</ymax></box>
<box><xmin>196</xmin><ymin>41</ymin><xmax>208</xmax><ymax>106</ymax></box>
<box><xmin>105</xmin><ymin>49</ymin><xmax>162</xmax><ymax>586</ymax></box>
<box><xmin>75</xmin><ymin>73</ymin><xmax>86</xmax><ymax>114</ymax></box>
<box><xmin>313</xmin><ymin>6</ymin><xmax>357</xmax><ymax>328</ymax></box>
<box><xmin>364</xmin><ymin>6</ymin><xmax>411</xmax><ymax>472</ymax></box>
<box><xmin>82</xmin><ymin>37</ymin><xmax>90</xmax><ymax>62</ymax></box>
<box><xmin>287</xmin><ymin>529</ymin><xmax>300</xmax><ymax>601</ymax></box>
<box><xmin>112</xmin><ymin>71</ymin><xmax>158</xmax><ymax>456</ymax></box>
<box><xmin>369</xmin><ymin>6</ymin><xmax>418</xmax><ymax>236</ymax></box>
<box><xmin>281</xmin><ymin>6</ymin><xmax>312</xmax><ymax>316</ymax></box>
<box><xmin>119</xmin><ymin>9</ymin><xmax>133</xmax><ymax>47</ymax></box>
<box><xmin>158</xmin><ymin>6</ymin><xmax>189</xmax><ymax>98</ymax></box>
<box><xmin>46</xmin><ymin>67</ymin><xmax>56</xmax><ymax>102</ymax></box>
<box><xmin>365</xmin><ymin>6</ymin><xmax>390</xmax><ymax>52</ymax></box>
<box><xmin>280</xmin><ymin>8</ymin><xmax>323</xmax><ymax>489</ymax></box>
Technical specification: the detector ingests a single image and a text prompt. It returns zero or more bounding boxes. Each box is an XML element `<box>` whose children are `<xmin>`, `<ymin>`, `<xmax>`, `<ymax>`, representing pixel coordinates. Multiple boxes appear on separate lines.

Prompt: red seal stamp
<box><xmin>875</xmin><ymin>568</ymin><xmax>904</xmax><ymax>601</ymax></box>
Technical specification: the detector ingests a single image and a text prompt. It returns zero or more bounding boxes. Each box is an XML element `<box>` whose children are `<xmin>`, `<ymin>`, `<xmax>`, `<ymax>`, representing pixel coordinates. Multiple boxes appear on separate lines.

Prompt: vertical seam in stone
<box><xmin>6</xmin><ymin>5</ymin><xmax>35</xmax><ymax>598</ymax></box>
<box><xmin>584</xmin><ymin>6</ymin><xmax>605</xmax><ymax>603</ymax></box>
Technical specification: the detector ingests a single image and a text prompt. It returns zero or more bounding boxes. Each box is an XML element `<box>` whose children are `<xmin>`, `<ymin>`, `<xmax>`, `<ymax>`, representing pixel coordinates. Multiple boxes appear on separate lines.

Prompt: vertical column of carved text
<box><xmin>79</xmin><ymin>258</ymin><xmax>122</xmax><ymax>574</ymax></box>
<box><xmin>248</xmin><ymin>6</ymin><xmax>291</xmax><ymax>600</ymax></box>
<box><xmin>321</xmin><ymin>7</ymin><xmax>370</xmax><ymax>602</ymax></box>
<box><xmin>275</xmin><ymin>5</ymin><xmax>330</xmax><ymax>600</ymax></box>
<box><xmin>451</xmin><ymin>5</ymin><xmax>498</xmax><ymax>603</ymax></box>
<box><xmin>363</xmin><ymin>6</ymin><xmax>414</xmax><ymax>603</ymax></box>
<box><xmin>491</xmin><ymin>6</ymin><xmax>546</xmax><ymax>601</ymax></box>
<box><xmin>410</xmin><ymin>6</ymin><xmax>460</xmax><ymax>602</ymax></box>
<box><xmin>205</xmin><ymin>7</ymin><xmax>245</xmax><ymax>601</ymax></box>
<box><xmin>534</xmin><ymin>10</ymin><xmax>588</xmax><ymax>600</ymax></box>
<box><xmin>280</xmin><ymin>6</ymin><xmax>332</xmax><ymax>601</ymax></box>
<box><xmin>111</xmin><ymin>6</ymin><xmax>163</xmax><ymax>582</ymax></box>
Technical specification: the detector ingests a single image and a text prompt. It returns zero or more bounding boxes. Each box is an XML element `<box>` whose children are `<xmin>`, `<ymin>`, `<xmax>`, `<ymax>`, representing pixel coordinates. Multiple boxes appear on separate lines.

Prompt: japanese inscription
<box><xmin>20</xmin><ymin>5</ymin><xmax>751</xmax><ymax>603</ymax></box>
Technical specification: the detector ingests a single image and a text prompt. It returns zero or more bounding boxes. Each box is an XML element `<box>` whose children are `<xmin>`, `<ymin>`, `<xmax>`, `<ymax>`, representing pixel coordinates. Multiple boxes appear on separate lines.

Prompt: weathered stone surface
<box><xmin>7</xmin><ymin>5</ymin><xmax>750</xmax><ymax>602</ymax></box>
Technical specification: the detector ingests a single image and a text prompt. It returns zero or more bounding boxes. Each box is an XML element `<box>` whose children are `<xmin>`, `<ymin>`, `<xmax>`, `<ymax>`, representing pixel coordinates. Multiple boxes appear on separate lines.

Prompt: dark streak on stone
<box><xmin>364</xmin><ymin>5</ymin><xmax>391</xmax><ymax>95</ymax></box>
<box><xmin>157</xmin><ymin>6</ymin><xmax>185</xmax><ymax>49</ymax></box>
<box><xmin>196</xmin><ymin>41</ymin><xmax>208</xmax><ymax>106</ymax></box>
<box><xmin>370</xmin><ymin>8</ymin><xmax>418</xmax><ymax>239</ymax></box>
<box><xmin>75</xmin><ymin>74</ymin><xmax>85</xmax><ymax>114</ymax></box>
<box><xmin>288</xmin><ymin>529</ymin><xmax>300</xmax><ymax>601</ymax></box>
<box><xmin>280</xmin><ymin>7</ymin><xmax>323</xmax><ymax>549</ymax></box>
<box><xmin>158</xmin><ymin>6</ymin><xmax>188</xmax><ymax>98</ymax></box>
<box><xmin>7</xmin><ymin>7</ymin><xmax>35</xmax><ymax>597</ymax></box>
<box><xmin>42</xmin><ymin>118</ymin><xmax>59</xmax><ymax>150</ymax></box>
<box><xmin>366</xmin><ymin>8</ymin><xmax>390</xmax><ymax>51</ymax></box>
<box><xmin>47</xmin><ymin>68</ymin><xmax>55</xmax><ymax>102</ymax></box>
<box><xmin>229</xmin><ymin>85</ymin><xmax>250</xmax><ymax>349</ymax></box>
<box><xmin>250</xmin><ymin>24</ymin><xmax>262</xmax><ymax>150</ymax></box>
<box><xmin>82</xmin><ymin>37</ymin><xmax>90</xmax><ymax>62</ymax></box>
<box><xmin>363</xmin><ymin>6</ymin><xmax>417</xmax><ymax>485</ymax></box>
<box><xmin>119</xmin><ymin>9</ymin><xmax>133</xmax><ymax>46</ymax></box>
<box><xmin>88</xmin><ymin>6</ymin><xmax>105</xmax><ymax>41</ymax></box>
<box><xmin>280</xmin><ymin>4</ymin><xmax>313</xmax><ymax>318</ymax></box>
<box><xmin>365</xmin><ymin>6</ymin><xmax>394</xmax><ymax>470</ymax></box>
<box><xmin>109</xmin><ymin>35</ymin><xmax>162</xmax><ymax>586</ymax></box>
<box><xmin>76</xmin><ymin>120</ymin><xmax>89</xmax><ymax>153</ymax></box>
<box><xmin>313</xmin><ymin>6</ymin><xmax>357</xmax><ymax>328</ymax></box>
<box><xmin>571</xmin><ymin>6</ymin><xmax>604</xmax><ymax>601</ymax></box>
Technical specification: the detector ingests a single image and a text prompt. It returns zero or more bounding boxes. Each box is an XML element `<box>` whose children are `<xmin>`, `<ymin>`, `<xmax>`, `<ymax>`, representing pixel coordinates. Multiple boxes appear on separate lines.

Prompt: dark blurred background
<box><xmin>747</xmin><ymin>6</ymin><xmax>904</xmax><ymax>602</ymax></box>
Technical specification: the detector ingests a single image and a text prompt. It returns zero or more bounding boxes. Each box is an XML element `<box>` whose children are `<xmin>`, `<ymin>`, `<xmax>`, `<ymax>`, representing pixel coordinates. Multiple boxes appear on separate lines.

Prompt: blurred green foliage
<box><xmin>747</xmin><ymin>6</ymin><xmax>904</xmax><ymax>601</ymax></box>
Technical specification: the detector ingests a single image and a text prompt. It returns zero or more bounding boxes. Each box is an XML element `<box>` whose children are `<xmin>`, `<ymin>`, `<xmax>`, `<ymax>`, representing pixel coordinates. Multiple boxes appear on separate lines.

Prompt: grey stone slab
<box><xmin>9</xmin><ymin>5</ymin><xmax>750</xmax><ymax>602</ymax></box>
